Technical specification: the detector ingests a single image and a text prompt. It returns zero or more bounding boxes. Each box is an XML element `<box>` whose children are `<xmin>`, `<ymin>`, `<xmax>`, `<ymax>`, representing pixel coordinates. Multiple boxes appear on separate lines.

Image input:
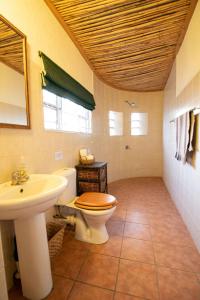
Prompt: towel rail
<box><xmin>169</xmin><ymin>107</ymin><xmax>200</xmax><ymax>123</ymax></box>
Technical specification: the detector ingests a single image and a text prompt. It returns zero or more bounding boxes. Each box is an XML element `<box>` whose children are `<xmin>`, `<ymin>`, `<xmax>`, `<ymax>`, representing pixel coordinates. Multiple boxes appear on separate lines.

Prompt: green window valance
<box><xmin>39</xmin><ymin>51</ymin><xmax>95</xmax><ymax>111</ymax></box>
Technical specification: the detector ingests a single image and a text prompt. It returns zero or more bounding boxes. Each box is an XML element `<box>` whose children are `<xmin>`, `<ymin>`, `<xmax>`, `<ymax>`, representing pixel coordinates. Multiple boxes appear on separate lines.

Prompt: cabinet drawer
<box><xmin>78</xmin><ymin>168</ymin><xmax>106</xmax><ymax>181</ymax></box>
<box><xmin>78</xmin><ymin>180</ymin><xmax>106</xmax><ymax>194</ymax></box>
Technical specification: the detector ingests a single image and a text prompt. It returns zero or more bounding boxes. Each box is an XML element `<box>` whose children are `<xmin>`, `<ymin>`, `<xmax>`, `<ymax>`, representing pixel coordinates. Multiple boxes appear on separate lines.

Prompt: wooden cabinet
<box><xmin>75</xmin><ymin>162</ymin><xmax>108</xmax><ymax>195</ymax></box>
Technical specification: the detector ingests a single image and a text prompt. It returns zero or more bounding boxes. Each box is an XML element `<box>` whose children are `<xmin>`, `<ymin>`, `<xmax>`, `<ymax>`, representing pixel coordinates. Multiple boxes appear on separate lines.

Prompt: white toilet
<box><xmin>54</xmin><ymin>168</ymin><xmax>117</xmax><ymax>244</ymax></box>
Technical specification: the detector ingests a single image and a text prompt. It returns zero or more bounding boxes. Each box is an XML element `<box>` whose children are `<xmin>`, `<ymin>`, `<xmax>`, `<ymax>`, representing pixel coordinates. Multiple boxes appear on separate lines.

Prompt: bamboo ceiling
<box><xmin>0</xmin><ymin>16</ymin><xmax>24</xmax><ymax>74</ymax></box>
<box><xmin>45</xmin><ymin>0</ymin><xmax>197</xmax><ymax>91</ymax></box>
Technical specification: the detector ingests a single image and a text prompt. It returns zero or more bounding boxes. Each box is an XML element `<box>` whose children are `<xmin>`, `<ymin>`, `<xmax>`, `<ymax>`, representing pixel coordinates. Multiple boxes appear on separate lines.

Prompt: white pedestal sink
<box><xmin>0</xmin><ymin>174</ymin><xmax>67</xmax><ymax>300</ymax></box>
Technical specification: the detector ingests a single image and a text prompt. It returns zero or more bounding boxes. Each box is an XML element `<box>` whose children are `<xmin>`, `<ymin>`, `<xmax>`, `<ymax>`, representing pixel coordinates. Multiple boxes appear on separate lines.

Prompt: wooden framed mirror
<box><xmin>0</xmin><ymin>15</ymin><xmax>30</xmax><ymax>128</ymax></box>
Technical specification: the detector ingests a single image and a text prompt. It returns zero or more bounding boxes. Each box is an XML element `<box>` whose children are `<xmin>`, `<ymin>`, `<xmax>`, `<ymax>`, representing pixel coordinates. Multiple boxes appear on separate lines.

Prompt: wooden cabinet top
<box><xmin>75</xmin><ymin>162</ymin><xmax>107</xmax><ymax>169</ymax></box>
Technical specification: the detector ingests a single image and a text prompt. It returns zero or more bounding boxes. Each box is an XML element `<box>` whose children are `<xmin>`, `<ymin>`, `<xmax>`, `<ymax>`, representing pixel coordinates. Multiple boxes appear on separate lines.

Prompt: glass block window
<box><xmin>109</xmin><ymin>111</ymin><xmax>123</xmax><ymax>136</ymax></box>
<box><xmin>131</xmin><ymin>112</ymin><xmax>148</xmax><ymax>136</ymax></box>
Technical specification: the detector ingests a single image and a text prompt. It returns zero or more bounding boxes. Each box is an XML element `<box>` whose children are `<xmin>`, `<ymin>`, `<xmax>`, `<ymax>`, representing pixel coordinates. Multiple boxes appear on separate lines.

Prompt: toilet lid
<box><xmin>75</xmin><ymin>203</ymin><xmax>116</xmax><ymax>210</ymax></box>
<box><xmin>75</xmin><ymin>192</ymin><xmax>117</xmax><ymax>209</ymax></box>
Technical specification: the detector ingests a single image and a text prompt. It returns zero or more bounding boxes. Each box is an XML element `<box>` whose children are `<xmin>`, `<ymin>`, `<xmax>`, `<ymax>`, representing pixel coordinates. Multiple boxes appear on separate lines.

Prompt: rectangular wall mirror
<box><xmin>0</xmin><ymin>15</ymin><xmax>30</xmax><ymax>128</ymax></box>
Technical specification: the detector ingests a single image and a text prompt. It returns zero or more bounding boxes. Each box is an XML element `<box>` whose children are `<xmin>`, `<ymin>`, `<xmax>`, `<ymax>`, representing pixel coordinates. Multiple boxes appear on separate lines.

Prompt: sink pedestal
<box><xmin>15</xmin><ymin>213</ymin><xmax>52</xmax><ymax>299</ymax></box>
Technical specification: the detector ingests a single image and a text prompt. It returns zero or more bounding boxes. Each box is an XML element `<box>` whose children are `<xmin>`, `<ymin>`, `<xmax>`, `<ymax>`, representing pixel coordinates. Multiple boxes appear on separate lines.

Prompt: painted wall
<box><xmin>0</xmin><ymin>0</ymin><xmax>163</xmax><ymax>292</ymax></box>
<box><xmin>176</xmin><ymin>1</ymin><xmax>200</xmax><ymax>97</ymax></box>
<box><xmin>163</xmin><ymin>1</ymin><xmax>200</xmax><ymax>251</ymax></box>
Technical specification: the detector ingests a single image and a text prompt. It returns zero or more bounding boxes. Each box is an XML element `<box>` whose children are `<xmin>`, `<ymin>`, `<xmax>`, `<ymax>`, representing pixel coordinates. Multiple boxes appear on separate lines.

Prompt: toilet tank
<box><xmin>53</xmin><ymin>168</ymin><xmax>76</xmax><ymax>204</ymax></box>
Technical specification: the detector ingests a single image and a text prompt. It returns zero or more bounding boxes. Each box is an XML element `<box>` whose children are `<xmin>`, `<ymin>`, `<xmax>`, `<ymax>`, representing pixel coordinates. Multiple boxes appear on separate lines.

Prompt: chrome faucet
<box><xmin>11</xmin><ymin>169</ymin><xmax>29</xmax><ymax>185</ymax></box>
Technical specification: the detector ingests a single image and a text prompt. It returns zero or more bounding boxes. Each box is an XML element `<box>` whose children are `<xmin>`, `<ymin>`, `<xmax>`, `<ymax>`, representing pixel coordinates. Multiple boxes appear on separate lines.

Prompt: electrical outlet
<box><xmin>54</xmin><ymin>151</ymin><xmax>63</xmax><ymax>161</ymax></box>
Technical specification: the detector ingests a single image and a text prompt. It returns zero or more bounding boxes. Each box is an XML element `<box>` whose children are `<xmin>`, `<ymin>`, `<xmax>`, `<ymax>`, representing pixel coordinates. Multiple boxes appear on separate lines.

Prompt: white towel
<box><xmin>188</xmin><ymin>112</ymin><xmax>195</xmax><ymax>152</ymax></box>
<box><xmin>175</xmin><ymin>112</ymin><xmax>190</xmax><ymax>163</ymax></box>
<box><xmin>175</xmin><ymin>117</ymin><xmax>181</xmax><ymax>160</ymax></box>
<box><xmin>180</xmin><ymin>112</ymin><xmax>190</xmax><ymax>163</ymax></box>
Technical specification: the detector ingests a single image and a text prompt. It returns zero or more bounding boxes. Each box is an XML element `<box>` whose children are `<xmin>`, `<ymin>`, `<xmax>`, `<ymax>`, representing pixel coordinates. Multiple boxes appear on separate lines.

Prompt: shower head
<box><xmin>125</xmin><ymin>101</ymin><xmax>136</xmax><ymax>107</ymax></box>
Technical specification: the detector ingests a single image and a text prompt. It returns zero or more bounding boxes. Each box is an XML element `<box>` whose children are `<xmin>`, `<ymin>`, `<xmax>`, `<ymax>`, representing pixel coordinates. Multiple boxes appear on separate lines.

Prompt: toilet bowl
<box><xmin>53</xmin><ymin>168</ymin><xmax>117</xmax><ymax>244</ymax></box>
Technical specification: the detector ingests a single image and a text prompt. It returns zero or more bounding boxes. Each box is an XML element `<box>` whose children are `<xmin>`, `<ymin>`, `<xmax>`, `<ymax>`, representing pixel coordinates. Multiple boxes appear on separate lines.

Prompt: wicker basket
<box><xmin>80</xmin><ymin>156</ymin><xmax>95</xmax><ymax>165</ymax></box>
<box><xmin>79</xmin><ymin>180</ymin><xmax>106</xmax><ymax>193</ymax></box>
<box><xmin>47</xmin><ymin>222</ymin><xmax>65</xmax><ymax>259</ymax></box>
<box><xmin>78</xmin><ymin>168</ymin><xmax>105</xmax><ymax>180</ymax></box>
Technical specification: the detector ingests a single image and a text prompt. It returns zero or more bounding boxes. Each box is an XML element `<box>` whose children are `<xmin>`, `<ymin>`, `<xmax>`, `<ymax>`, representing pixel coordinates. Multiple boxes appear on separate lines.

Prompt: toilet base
<box><xmin>56</xmin><ymin>199</ymin><xmax>116</xmax><ymax>244</ymax></box>
<box><xmin>75</xmin><ymin>208</ymin><xmax>115</xmax><ymax>244</ymax></box>
<box><xmin>75</xmin><ymin>220</ymin><xmax>109</xmax><ymax>244</ymax></box>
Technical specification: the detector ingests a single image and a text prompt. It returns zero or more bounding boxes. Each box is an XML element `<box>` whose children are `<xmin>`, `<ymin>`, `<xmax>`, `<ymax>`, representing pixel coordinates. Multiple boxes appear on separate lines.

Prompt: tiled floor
<box><xmin>9</xmin><ymin>177</ymin><xmax>200</xmax><ymax>300</ymax></box>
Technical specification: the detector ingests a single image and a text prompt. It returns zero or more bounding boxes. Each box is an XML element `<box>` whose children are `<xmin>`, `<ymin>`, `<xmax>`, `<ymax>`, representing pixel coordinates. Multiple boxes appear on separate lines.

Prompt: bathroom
<box><xmin>0</xmin><ymin>0</ymin><xmax>200</xmax><ymax>299</ymax></box>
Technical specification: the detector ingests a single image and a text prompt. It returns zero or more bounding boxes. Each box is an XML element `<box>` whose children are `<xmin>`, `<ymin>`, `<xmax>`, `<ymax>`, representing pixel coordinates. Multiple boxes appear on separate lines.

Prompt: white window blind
<box><xmin>131</xmin><ymin>112</ymin><xmax>148</xmax><ymax>136</ymax></box>
<box><xmin>109</xmin><ymin>111</ymin><xmax>123</xmax><ymax>136</ymax></box>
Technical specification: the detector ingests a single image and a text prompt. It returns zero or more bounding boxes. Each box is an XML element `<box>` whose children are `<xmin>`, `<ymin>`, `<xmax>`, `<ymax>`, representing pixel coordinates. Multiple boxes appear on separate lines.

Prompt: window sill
<box><xmin>44</xmin><ymin>128</ymin><xmax>92</xmax><ymax>135</ymax></box>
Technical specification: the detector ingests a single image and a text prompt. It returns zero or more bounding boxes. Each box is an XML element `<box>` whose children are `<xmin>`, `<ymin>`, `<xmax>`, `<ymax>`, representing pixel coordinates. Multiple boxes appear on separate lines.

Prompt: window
<box><xmin>109</xmin><ymin>111</ymin><xmax>123</xmax><ymax>136</ymax></box>
<box><xmin>43</xmin><ymin>90</ymin><xmax>92</xmax><ymax>133</ymax></box>
<box><xmin>131</xmin><ymin>112</ymin><xmax>148</xmax><ymax>135</ymax></box>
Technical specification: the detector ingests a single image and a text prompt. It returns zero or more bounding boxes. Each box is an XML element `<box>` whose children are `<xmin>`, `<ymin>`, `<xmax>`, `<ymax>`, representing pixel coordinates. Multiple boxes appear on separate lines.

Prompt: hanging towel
<box><xmin>175</xmin><ymin>112</ymin><xmax>190</xmax><ymax>163</ymax></box>
<box><xmin>188</xmin><ymin>111</ymin><xmax>195</xmax><ymax>152</ymax></box>
<box><xmin>175</xmin><ymin>117</ymin><xmax>181</xmax><ymax>160</ymax></box>
<box><xmin>179</xmin><ymin>112</ymin><xmax>190</xmax><ymax>163</ymax></box>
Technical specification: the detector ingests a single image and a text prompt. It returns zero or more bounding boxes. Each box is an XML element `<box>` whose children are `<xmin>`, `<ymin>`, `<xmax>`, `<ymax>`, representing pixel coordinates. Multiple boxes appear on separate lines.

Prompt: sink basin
<box><xmin>0</xmin><ymin>173</ymin><xmax>67</xmax><ymax>299</ymax></box>
<box><xmin>0</xmin><ymin>174</ymin><xmax>67</xmax><ymax>220</ymax></box>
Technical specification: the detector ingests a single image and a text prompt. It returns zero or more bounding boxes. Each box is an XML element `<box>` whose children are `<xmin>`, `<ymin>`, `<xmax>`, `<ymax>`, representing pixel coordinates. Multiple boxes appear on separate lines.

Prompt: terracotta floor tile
<box><xmin>154</xmin><ymin>242</ymin><xmax>200</xmax><ymax>273</ymax></box>
<box><xmin>116</xmin><ymin>259</ymin><xmax>159</xmax><ymax>299</ymax></box>
<box><xmin>45</xmin><ymin>275</ymin><xmax>73</xmax><ymax>300</ymax></box>
<box><xmin>114</xmin><ymin>201</ymin><xmax>128</xmax><ymax>207</ymax></box>
<box><xmin>89</xmin><ymin>235</ymin><xmax>122</xmax><ymax>257</ymax></box>
<box><xmin>148</xmin><ymin>213</ymin><xmax>186</xmax><ymax>229</ymax></box>
<box><xmin>63</xmin><ymin>231</ymin><xmax>91</xmax><ymax>250</ymax></box>
<box><xmin>106</xmin><ymin>221</ymin><xmax>125</xmax><ymax>236</ymax></box>
<box><xmin>148</xmin><ymin>202</ymin><xmax>177</xmax><ymax>212</ymax></box>
<box><xmin>121</xmin><ymin>237</ymin><xmax>155</xmax><ymax>264</ymax></box>
<box><xmin>147</xmin><ymin>206</ymin><xmax>180</xmax><ymax>217</ymax></box>
<box><xmin>124</xmin><ymin>222</ymin><xmax>151</xmax><ymax>241</ymax></box>
<box><xmin>9</xmin><ymin>276</ymin><xmax>73</xmax><ymax>300</ymax></box>
<box><xmin>126</xmin><ymin>211</ymin><xmax>150</xmax><ymax>224</ymax></box>
<box><xmin>68</xmin><ymin>282</ymin><xmax>114</xmax><ymax>300</ymax></box>
<box><xmin>150</xmin><ymin>225</ymin><xmax>195</xmax><ymax>247</ymax></box>
<box><xmin>166</xmin><ymin>231</ymin><xmax>194</xmax><ymax>247</ymax></box>
<box><xmin>158</xmin><ymin>267</ymin><xmax>200</xmax><ymax>300</ymax></box>
<box><xmin>126</xmin><ymin>203</ymin><xmax>147</xmax><ymax>213</ymax></box>
<box><xmin>78</xmin><ymin>253</ymin><xmax>119</xmax><ymax>289</ymax></box>
<box><xmin>110</xmin><ymin>208</ymin><xmax>126</xmax><ymax>222</ymax></box>
<box><xmin>51</xmin><ymin>247</ymin><xmax>88</xmax><ymax>279</ymax></box>
<box><xmin>114</xmin><ymin>291</ymin><xmax>146</xmax><ymax>299</ymax></box>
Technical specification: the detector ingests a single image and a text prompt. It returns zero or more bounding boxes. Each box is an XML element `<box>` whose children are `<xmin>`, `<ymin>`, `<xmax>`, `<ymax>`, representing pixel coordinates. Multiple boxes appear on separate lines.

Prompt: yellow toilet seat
<box><xmin>74</xmin><ymin>192</ymin><xmax>117</xmax><ymax>210</ymax></box>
